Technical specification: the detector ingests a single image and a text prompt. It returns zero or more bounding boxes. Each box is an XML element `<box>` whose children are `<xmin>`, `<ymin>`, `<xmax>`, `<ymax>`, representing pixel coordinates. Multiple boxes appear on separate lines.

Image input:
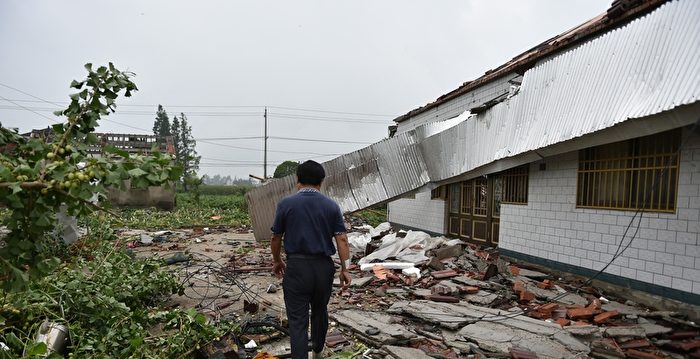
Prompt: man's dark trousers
<box><xmin>283</xmin><ymin>254</ymin><xmax>335</xmax><ymax>359</ymax></box>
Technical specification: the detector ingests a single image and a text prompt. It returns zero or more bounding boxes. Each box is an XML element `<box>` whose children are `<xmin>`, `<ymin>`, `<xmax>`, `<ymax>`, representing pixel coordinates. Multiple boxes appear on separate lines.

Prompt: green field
<box><xmin>87</xmin><ymin>192</ymin><xmax>250</xmax><ymax>230</ymax></box>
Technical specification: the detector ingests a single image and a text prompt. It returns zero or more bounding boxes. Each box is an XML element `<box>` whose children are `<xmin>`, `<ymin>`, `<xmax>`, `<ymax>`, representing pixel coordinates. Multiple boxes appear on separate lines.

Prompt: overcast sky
<box><xmin>1</xmin><ymin>0</ymin><xmax>610</xmax><ymax>179</ymax></box>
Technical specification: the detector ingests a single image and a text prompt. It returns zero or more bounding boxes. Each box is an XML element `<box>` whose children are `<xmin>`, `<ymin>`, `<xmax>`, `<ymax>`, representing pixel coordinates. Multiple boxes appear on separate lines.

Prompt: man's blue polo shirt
<box><xmin>271</xmin><ymin>188</ymin><xmax>346</xmax><ymax>256</ymax></box>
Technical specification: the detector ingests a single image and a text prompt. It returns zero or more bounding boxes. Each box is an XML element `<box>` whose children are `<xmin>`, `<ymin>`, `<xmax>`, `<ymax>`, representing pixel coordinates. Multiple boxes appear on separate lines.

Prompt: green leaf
<box><xmin>104</xmin><ymin>144</ymin><xmax>129</xmax><ymax>158</ymax></box>
<box><xmin>70</xmin><ymin>79</ymin><xmax>84</xmax><ymax>89</ymax></box>
<box><xmin>53</xmin><ymin>110</ymin><xmax>64</xmax><ymax>116</ymax></box>
<box><xmin>69</xmin><ymin>92</ymin><xmax>80</xmax><ymax>100</ymax></box>
<box><xmin>128</xmin><ymin>168</ymin><xmax>147</xmax><ymax>177</ymax></box>
<box><xmin>84</xmin><ymin>63</ymin><xmax>93</xmax><ymax>72</ymax></box>
<box><xmin>27</xmin><ymin>342</ymin><xmax>48</xmax><ymax>355</ymax></box>
<box><xmin>9</xmin><ymin>183</ymin><xmax>21</xmax><ymax>194</ymax></box>
<box><xmin>5</xmin><ymin>332</ymin><xmax>22</xmax><ymax>348</ymax></box>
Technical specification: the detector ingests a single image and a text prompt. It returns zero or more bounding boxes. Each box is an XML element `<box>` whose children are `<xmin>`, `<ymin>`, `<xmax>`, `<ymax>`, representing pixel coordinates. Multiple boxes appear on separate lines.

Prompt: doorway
<box><xmin>446</xmin><ymin>176</ymin><xmax>501</xmax><ymax>246</ymax></box>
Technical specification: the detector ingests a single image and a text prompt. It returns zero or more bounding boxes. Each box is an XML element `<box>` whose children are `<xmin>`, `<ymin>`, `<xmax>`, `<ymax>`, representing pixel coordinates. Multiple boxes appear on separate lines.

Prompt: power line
<box><xmin>0</xmin><ymin>95</ymin><xmax>59</xmax><ymax>123</ymax></box>
<box><xmin>269</xmin><ymin>136</ymin><xmax>374</xmax><ymax>145</ymax></box>
<box><xmin>267</xmin><ymin>105</ymin><xmax>390</xmax><ymax>117</ymax></box>
<box><xmin>197</xmin><ymin>139</ymin><xmax>341</xmax><ymax>156</ymax></box>
<box><xmin>0</xmin><ymin>96</ymin><xmax>393</xmax><ymax>117</ymax></box>
<box><xmin>195</xmin><ymin>136</ymin><xmax>263</xmax><ymax>141</ymax></box>
<box><xmin>0</xmin><ymin>104</ymin><xmax>391</xmax><ymax>124</ymax></box>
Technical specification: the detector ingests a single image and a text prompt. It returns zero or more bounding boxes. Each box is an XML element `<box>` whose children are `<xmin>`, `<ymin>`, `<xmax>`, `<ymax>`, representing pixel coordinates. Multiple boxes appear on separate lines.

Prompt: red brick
<box><xmin>537</xmin><ymin>279</ymin><xmax>553</xmax><ymax>289</ymax></box>
<box><xmin>510</xmin><ymin>266</ymin><xmax>520</xmax><ymax>276</ymax></box>
<box><xmin>670</xmin><ymin>340</ymin><xmax>700</xmax><ymax>352</ymax></box>
<box><xmin>593</xmin><ymin>310</ymin><xmax>619</xmax><ymax>324</ymax></box>
<box><xmin>619</xmin><ymin>339</ymin><xmax>652</xmax><ymax>349</ymax></box>
<box><xmin>626</xmin><ymin>349</ymin><xmax>665</xmax><ymax>359</ymax></box>
<box><xmin>555</xmin><ymin>318</ymin><xmax>571</xmax><ymax>327</ymax></box>
<box><xmin>462</xmin><ymin>286</ymin><xmax>480</xmax><ymax>294</ymax></box>
<box><xmin>588</xmin><ymin>298</ymin><xmax>602</xmax><ymax>310</ymax></box>
<box><xmin>567</xmin><ymin>307</ymin><xmax>594</xmax><ymax>320</ymax></box>
<box><xmin>573</xmin><ymin>320</ymin><xmax>590</xmax><ymax>326</ymax></box>
<box><xmin>669</xmin><ymin>331</ymin><xmax>700</xmax><ymax>339</ymax></box>
<box><xmin>431</xmin><ymin>269</ymin><xmax>458</xmax><ymax>279</ymax></box>
<box><xmin>509</xmin><ymin>346</ymin><xmax>538</xmax><ymax>359</ymax></box>
<box><xmin>325</xmin><ymin>330</ymin><xmax>349</xmax><ymax>348</ymax></box>
<box><xmin>528</xmin><ymin>309</ymin><xmax>552</xmax><ymax>320</ymax></box>
<box><xmin>539</xmin><ymin>303</ymin><xmax>559</xmax><ymax>311</ymax></box>
<box><xmin>513</xmin><ymin>281</ymin><xmax>525</xmax><ymax>294</ymax></box>
<box><xmin>552</xmin><ymin>308</ymin><xmax>568</xmax><ymax>320</ymax></box>
<box><xmin>519</xmin><ymin>290</ymin><xmax>535</xmax><ymax>303</ymax></box>
<box><xmin>428</xmin><ymin>294</ymin><xmax>460</xmax><ymax>303</ymax></box>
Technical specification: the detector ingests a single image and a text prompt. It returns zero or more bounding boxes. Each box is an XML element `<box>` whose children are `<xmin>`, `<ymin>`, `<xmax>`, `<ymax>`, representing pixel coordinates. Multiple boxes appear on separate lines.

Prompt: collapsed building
<box><xmin>246</xmin><ymin>0</ymin><xmax>700</xmax><ymax>310</ymax></box>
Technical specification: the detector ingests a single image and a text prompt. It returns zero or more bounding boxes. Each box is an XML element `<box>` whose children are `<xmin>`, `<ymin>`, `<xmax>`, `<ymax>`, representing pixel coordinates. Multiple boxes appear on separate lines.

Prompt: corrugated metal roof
<box><xmin>246</xmin><ymin>0</ymin><xmax>700</xmax><ymax>240</ymax></box>
<box><xmin>392</xmin><ymin>0</ymin><xmax>668</xmax><ymax>123</ymax></box>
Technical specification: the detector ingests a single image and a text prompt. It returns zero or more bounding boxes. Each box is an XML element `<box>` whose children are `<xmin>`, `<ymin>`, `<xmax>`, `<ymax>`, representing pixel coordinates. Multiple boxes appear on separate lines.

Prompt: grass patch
<box><xmin>83</xmin><ymin>193</ymin><xmax>250</xmax><ymax>230</ymax></box>
<box><xmin>191</xmin><ymin>184</ymin><xmax>252</xmax><ymax>196</ymax></box>
<box><xmin>353</xmin><ymin>206</ymin><xmax>387</xmax><ymax>228</ymax></box>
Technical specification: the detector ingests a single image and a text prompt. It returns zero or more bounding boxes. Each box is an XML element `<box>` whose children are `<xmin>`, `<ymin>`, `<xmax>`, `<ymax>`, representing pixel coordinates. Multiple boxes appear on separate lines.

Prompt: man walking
<box><xmin>271</xmin><ymin>160</ymin><xmax>352</xmax><ymax>359</ymax></box>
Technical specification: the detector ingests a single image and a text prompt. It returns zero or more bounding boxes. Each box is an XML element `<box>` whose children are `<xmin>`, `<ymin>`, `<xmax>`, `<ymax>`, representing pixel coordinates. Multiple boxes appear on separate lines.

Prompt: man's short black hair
<box><xmin>296</xmin><ymin>160</ymin><xmax>325</xmax><ymax>186</ymax></box>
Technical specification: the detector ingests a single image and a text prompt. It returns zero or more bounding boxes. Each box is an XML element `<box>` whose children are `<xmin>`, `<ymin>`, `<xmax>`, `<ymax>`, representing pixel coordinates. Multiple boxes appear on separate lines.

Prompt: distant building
<box><xmin>23</xmin><ymin>128</ymin><xmax>173</xmax><ymax>156</ymax></box>
<box><xmin>23</xmin><ymin>128</ymin><xmax>176</xmax><ymax>209</ymax></box>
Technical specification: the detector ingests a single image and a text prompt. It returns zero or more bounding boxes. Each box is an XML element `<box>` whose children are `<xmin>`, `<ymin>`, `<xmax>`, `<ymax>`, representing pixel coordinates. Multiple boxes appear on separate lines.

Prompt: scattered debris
<box><xmin>120</xmin><ymin>222</ymin><xmax>699</xmax><ymax>358</ymax></box>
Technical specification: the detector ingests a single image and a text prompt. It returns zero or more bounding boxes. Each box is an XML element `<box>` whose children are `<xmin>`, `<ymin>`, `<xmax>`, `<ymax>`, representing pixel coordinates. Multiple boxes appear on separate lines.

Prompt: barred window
<box><xmin>431</xmin><ymin>186</ymin><xmax>445</xmax><ymax>200</ymax></box>
<box><xmin>501</xmin><ymin>165</ymin><xmax>529</xmax><ymax>204</ymax></box>
<box><xmin>577</xmin><ymin>129</ymin><xmax>680</xmax><ymax>212</ymax></box>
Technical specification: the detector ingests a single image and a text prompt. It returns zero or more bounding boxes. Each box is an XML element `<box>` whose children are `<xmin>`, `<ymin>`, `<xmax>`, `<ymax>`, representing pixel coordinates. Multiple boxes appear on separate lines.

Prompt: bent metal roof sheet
<box><xmin>246</xmin><ymin>0</ymin><xmax>700</xmax><ymax>241</ymax></box>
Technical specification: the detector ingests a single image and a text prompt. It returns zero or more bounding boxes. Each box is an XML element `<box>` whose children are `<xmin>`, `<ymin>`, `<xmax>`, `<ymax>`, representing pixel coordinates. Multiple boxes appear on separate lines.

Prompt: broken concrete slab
<box><xmin>564</xmin><ymin>325</ymin><xmax>602</xmax><ymax>337</ymax></box>
<box><xmin>440</xmin><ymin>329</ymin><xmax>475</xmax><ymax>354</ymax></box>
<box><xmin>387</xmin><ymin>299</ymin><xmax>588</xmax><ymax>354</ymax></box>
<box><xmin>383</xmin><ymin>345</ymin><xmax>433</xmax><ymax>359</ymax></box>
<box><xmin>451</xmin><ymin>275</ymin><xmax>493</xmax><ymax>289</ymax></box>
<box><xmin>432</xmin><ymin>280</ymin><xmax>461</xmax><ymax>295</ymax></box>
<box><xmin>386</xmin><ymin>288</ymin><xmax>407</xmax><ymax>295</ymax></box>
<box><xmin>351</xmin><ymin>276</ymin><xmax>374</xmax><ymax>288</ymax></box>
<box><xmin>604</xmin><ymin>326</ymin><xmax>647</xmax><ymax>338</ymax></box>
<box><xmin>518</xmin><ymin>268</ymin><xmax>549</xmax><ymax>279</ymax></box>
<box><xmin>465</xmin><ymin>290</ymin><xmax>499</xmax><ymax>306</ymax></box>
<box><xmin>458</xmin><ymin>321</ymin><xmax>589</xmax><ymax>358</ymax></box>
<box><xmin>410</xmin><ymin>288</ymin><xmax>432</xmax><ymax>298</ymax></box>
<box><xmin>638</xmin><ymin>322</ymin><xmax>673</xmax><ymax>336</ymax></box>
<box><xmin>601</xmin><ymin>301</ymin><xmax>648</xmax><ymax>316</ymax></box>
<box><xmin>434</xmin><ymin>245</ymin><xmax>463</xmax><ymax>260</ymax></box>
<box><xmin>331</xmin><ymin>309</ymin><xmax>417</xmax><ymax>346</ymax></box>
<box><xmin>590</xmin><ymin>338</ymin><xmax>625</xmax><ymax>358</ymax></box>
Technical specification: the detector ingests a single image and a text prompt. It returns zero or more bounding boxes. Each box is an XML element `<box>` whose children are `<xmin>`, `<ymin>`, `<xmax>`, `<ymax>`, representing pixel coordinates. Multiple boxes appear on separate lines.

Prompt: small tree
<box><xmin>152</xmin><ymin>104</ymin><xmax>171</xmax><ymax>140</ymax></box>
<box><xmin>274</xmin><ymin>160</ymin><xmax>299</xmax><ymax>178</ymax></box>
<box><xmin>0</xmin><ymin>63</ymin><xmax>182</xmax><ymax>290</ymax></box>
<box><xmin>171</xmin><ymin>113</ymin><xmax>200</xmax><ymax>191</ymax></box>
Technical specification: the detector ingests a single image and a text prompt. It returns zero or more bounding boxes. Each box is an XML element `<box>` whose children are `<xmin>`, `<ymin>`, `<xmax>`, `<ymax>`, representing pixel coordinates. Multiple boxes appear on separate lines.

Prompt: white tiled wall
<box><xmin>500</xmin><ymin>129</ymin><xmax>700</xmax><ymax>295</ymax></box>
<box><xmin>388</xmin><ymin>188</ymin><xmax>446</xmax><ymax>234</ymax></box>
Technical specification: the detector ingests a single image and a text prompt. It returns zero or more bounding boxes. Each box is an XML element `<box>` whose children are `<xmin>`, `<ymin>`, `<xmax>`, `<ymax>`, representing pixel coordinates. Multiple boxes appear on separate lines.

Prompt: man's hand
<box><xmin>339</xmin><ymin>269</ymin><xmax>351</xmax><ymax>289</ymax></box>
<box><xmin>273</xmin><ymin>260</ymin><xmax>286</xmax><ymax>278</ymax></box>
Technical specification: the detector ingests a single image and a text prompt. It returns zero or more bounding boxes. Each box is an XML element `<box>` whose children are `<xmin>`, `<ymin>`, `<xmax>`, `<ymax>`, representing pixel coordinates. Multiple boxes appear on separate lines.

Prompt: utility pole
<box><xmin>263</xmin><ymin>107</ymin><xmax>268</xmax><ymax>180</ymax></box>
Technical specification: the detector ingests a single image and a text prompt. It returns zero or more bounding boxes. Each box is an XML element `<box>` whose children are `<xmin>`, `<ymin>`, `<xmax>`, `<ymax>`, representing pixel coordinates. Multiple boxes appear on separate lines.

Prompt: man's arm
<box><xmin>271</xmin><ymin>233</ymin><xmax>285</xmax><ymax>278</ymax></box>
<box><xmin>335</xmin><ymin>233</ymin><xmax>351</xmax><ymax>288</ymax></box>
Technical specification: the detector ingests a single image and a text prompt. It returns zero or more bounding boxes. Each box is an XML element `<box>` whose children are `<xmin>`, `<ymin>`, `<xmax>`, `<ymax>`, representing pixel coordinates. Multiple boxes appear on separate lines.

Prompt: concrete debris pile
<box><xmin>327</xmin><ymin>223</ymin><xmax>700</xmax><ymax>359</ymax></box>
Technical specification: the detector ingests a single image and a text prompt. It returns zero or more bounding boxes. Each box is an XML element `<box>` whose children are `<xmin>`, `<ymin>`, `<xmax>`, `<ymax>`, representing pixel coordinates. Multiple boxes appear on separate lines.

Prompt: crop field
<box><xmin>87</xmin><ymin>192</ymin><xmax>251</xmax><ymax>230</ymax></box>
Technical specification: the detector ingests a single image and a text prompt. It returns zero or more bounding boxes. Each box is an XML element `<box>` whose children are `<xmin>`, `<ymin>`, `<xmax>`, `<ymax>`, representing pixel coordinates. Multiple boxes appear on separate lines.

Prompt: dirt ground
<box><xmin>123</xmin><ymin>226</ymin><xmax>700</xmax><ymax>359</ymax></box>
<box><xmin>128</xmin><ymin>227</ymin><xmax>360</xmax><ymax>358</ymax></box>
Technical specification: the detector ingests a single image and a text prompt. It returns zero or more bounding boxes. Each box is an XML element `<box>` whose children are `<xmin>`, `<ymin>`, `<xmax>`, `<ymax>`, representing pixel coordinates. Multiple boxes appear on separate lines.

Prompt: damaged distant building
<box><xmin>25</xmin><ymin>129</ymin><xmax>176</xmax><ymax>209</ymax></box>
<box><xmin>247</xmin><ymin>0</ymin><xmax>700</xmax><ymax>306</ymax></box>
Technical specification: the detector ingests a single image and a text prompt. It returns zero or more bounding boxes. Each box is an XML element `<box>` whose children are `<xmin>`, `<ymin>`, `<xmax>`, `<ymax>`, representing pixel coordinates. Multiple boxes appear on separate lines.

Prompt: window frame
<box><xmin>576</xmin><ymin>129</ymin><xmax>680</xmax><ymax>213</ymax></box>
